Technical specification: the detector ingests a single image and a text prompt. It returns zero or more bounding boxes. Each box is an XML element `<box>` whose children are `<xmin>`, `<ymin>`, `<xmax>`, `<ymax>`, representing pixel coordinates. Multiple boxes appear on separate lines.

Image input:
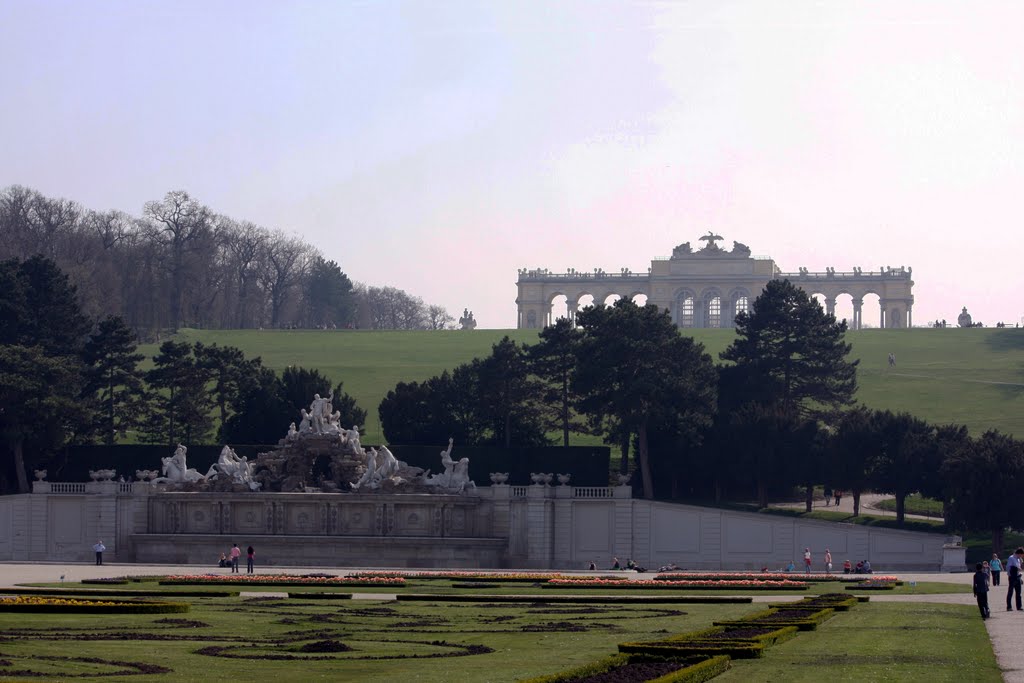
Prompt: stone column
<box><xmin>525</xmin><ymin>485</ymin><xmax>554</xmax><ymax>568</ymax></box>
<box><xmin>567</xmin><ymin>299</ymin><xmax>579</xmax><ymax>325</ymax></box>
<box><xmin>852</xmin><ymin>298</ymin><xmax>863</xmax><ymax>330</ymax></box>
<box><xmin>825</xmin><ymin>297</ymin><xmax>836</xmax><ymax>317</ymax></box>
<box><xmin>907</xmin><ymin>304</ymin><xmax>913</xmax><ymax>328</ymax></box>
<box><xmin>879</xmin><ymin>299</ymin><xmax>888</xmax><ymax>329</ymax></box>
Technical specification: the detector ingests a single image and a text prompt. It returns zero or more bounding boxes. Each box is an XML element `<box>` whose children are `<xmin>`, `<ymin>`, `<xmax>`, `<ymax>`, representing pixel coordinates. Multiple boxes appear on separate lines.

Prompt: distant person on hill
<box><xmin>991</xmin><ymin>554</ymin><xmax>1003</xmax><ymax>586</ymax></box>
<box><xmin>888</xmin><ymin>352</ymin><xmax>896</xmax><ymax>367</ymax></box>
<box><xmin>974</xmin><ymin>562</ymin><xmax>991</xmax><ymax>619</ymax></box>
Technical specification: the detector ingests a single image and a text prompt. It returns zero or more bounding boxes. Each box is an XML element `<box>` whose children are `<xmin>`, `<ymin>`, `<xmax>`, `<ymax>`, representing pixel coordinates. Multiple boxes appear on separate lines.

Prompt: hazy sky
<box><xmin>2</xmin><ymin>1</ymin><xmax>1022</xmax><ymax>328</ymax></box>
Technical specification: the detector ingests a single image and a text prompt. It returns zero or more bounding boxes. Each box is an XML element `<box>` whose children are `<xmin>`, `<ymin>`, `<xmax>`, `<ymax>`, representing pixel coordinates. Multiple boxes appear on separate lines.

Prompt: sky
<box><xmin>2</xmin><ymin>0</ymin><xmax>1022</xmax><ymax>328</ymax></box>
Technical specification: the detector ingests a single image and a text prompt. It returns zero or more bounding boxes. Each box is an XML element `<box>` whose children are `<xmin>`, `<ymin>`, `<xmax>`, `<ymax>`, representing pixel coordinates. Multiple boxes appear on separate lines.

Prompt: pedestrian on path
<box><xmin>974</xmin><ymin>562</ymin><xmax>991</xmax><ymax>619</ymax></box>
<box><xmin>229</xmin><ymin>543</ymin><xmax>241</xmax><ymax>574</ymax></box>
<box><xmin>824</xmin><ymin>548</ymin><xmax>833</xmax><ymax>574</ymax></box>
<box><xmin>824</xmin><ymin>487</ymin><xmax>832</xmax><ymax>506</ymax></box>
<box><xmin>834</xmin><ymin>490</ymin><xmax>842</xmax><ymax>507</ymax></box>
<box><xmin>1006</xmin><ymin>547</ymin><xmax>1023</xmax><ymax>611</ymax></box>
<box><xmin>92</xmin><ymin>540</ymin><xmax>105</xmax><ymax>566</ymax></box>
<box><xmin>991</xmin><ymin>553</ymin><xmax>1003</xmax><ymax>586</ymax></box>
<box><xmin>246</xmin><ymin>545</ymin><xmax>255</xmax><ymax>574</ymax></box>
<box><xmin>803</xmin><ymin>547</ymin><xmax>812</xmax><ymax>574</ymax></box>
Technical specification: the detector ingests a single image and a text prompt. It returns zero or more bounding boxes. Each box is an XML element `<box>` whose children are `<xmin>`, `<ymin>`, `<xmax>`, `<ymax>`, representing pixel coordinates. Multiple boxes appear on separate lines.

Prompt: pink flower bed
<box><xmin>655</xmin><ymin>572</ymin><xmax>898</xmax><ymax>583</ymax></box>
<box><xmin>349</xmin><ymin>570</ymin><xmax>625</xmax><ymax>582</ymax></box>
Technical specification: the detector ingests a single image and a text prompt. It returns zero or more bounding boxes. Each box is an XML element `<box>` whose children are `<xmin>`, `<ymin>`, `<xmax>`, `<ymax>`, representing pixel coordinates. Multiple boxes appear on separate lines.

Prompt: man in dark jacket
<box><xmin>974</xmin><ymin>562</ymin><xmax>991</xmax><ymax>619</ymax></box>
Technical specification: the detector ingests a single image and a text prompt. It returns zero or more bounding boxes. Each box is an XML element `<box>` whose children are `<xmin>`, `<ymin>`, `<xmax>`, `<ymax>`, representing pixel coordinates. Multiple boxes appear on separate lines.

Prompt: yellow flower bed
<box><xmin>1</xmin><ymin>596</ymin><xmax>120</xmax><ymax>607</ymax></box>
<box><xmin>0</xmin><ymin>594</ymin><xmax>189</xmax><ymax>614</ymax></box>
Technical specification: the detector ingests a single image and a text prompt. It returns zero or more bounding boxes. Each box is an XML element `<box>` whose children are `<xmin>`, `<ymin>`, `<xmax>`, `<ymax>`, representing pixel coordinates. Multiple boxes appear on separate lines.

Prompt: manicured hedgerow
<box><xmin>519</xmin><ymin>654</ymin><xmax>731</xmax><ymax>683</ymax></box>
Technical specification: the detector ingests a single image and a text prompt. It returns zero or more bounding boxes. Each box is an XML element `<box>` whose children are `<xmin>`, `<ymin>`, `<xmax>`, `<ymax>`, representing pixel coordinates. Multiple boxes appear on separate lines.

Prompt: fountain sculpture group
<box><xmin>147</xmin><ymin>393</ymin><xmax>476</xmax><ymax>495</ymax></box>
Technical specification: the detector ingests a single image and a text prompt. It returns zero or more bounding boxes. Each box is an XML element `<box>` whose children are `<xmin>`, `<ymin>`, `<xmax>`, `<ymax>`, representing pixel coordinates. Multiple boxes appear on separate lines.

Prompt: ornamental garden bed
<box><xmin>159</xmin><ymin>575</ymin><xmax>405</xmax><ymax>588</ymax></box>
<box><xmin>349</xmin><ymin>571</ymin><xmax>594</xmax><ymax>583</ymax></box>
<box><xmin>4</xmin><ymin>587</ymin><xmax>239</xmax><ymax>598</ymax></box>
<box><xmin>544</xmin><ymin>579</ymin><xmax>808</xmax><ymax>591</ymax></box>
<box><xmin>845</xmin><ymin>581</ymin><xmax>897</xmax><ymax>590</ymax></box>
<box><xmin>0</xmin><ymin>596</ymin><xmax>190</xmax><ymax>614</ymax></box>
<box><xmin>396</xmin><ymin>594</ymin><xmax>752</xmax><ymax>604</ymax></box>
<box><xmin>653</xmin><ymin>572</ymin><xmax>898</xmax><ymax>583</ymax></box>
<box><xmin>713</xmin><ymin>607</ymin><xmax>835</xmax><ymax>631</ymax></box>
<box><xmin>520</xmin><ymin>654</ymin><xmax>730</xmax><ymax>683</ymax></box>
<box><xmin>666</xmin><ymin>625</ymin><xmax>799</xmax><ymax>647</ymax></box>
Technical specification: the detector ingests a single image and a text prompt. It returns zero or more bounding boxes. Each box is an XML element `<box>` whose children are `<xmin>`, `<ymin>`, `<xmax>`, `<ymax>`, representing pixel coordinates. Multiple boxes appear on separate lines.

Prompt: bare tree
<box><xmin>427</xmin><ymin>304</ymin><xmax>454</xmax><ymax>330</ymax></box>
<box><xmin>257</xmin><ymin>232</ymin><xmax>314</xmax><ymax>327</ymax></box>
<box><xmin>143</xmin><ymin>191</ymin><xmax>214</xmax><ymax>330</ymax></box>
<box><xmin>224</xmin><ymin>220</ymin><xmax>269</xmax><ymax>328</ymax></box>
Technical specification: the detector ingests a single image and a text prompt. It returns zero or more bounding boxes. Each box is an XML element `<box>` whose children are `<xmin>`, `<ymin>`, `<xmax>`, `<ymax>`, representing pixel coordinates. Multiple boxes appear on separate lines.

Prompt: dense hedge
<box><xmin>520</xmin><ymin>654</ymin><xmax>731</xmax><ymax>683</ymax></box>
<box><xmin>0</xmin><ymin>600</ymin><xmax>190</xmax><ymax>614</ymax></box>
<box><xmin>713</xmin><ymin>607</ymin><xmax>835</xmax><ymax>631</ymax></box>
<box><xmin>396</xmin><ymin>594</ymin><xmax>752</xmax><ymax>604</ymax></box>
<box><xmin>388</xmin><ymin>444</ymin><xmax>611</xmax><ymax>487</ymax></box>
<box><xmin>667</xmin><ymin>625</ymin><xmax>799</xmax><ymax>648</ymax></box>
<box><xmin>619</xmin><ymin>641</ymin><xmax>765</xmax><ymax>659</ymax></box>
<box><xmin>1</xmin><ymin>587</ymin><xmax>238</xmax><ymax>598</ymax></box>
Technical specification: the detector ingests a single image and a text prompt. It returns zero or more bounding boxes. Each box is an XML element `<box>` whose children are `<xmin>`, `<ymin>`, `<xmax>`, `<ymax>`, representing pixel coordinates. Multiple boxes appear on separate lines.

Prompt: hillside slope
<box><xmin>145</xmin><ymin>327</ymin><xmax>1024</xmax><ymax>444</ymax></box>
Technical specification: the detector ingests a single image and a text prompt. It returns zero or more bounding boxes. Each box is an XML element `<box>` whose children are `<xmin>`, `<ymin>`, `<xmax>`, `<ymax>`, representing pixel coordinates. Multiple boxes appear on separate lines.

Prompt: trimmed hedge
<box><xmin>845</xmin><ymin>583</ymin><xmax>896</xmax><ymax>591</ymax></box>
<box><xmin>3</xmin><ymin>587</ymin><xmax>238</xmax><ymax>598</ymax></box>
<box><xmin>0</xmin><ymin>600</ymin><xmax>190</xmax><ymax>614</ymax></box>
<box><xmin>667</xmin><ymin>625</ymin><xmax>799</xmax><ymax>648</ymax></box>
<box><xmin>520</xmin><ymin>654</ymin><xmax>731</xmax><ymax>683</ymax></box>
<box><xmin>713</xmin><ymin>607</ymin><xmax>835</xmax><ymax>631</ymax></box>
<box><xmin>396</xmin><ymin>594</ymin><xmax>752</xmax><ymax>604</ymax></box>
<box><xmin>619</xmin><ymin>641</ymin><xmax>765</xmax><ymax>659</ymax></box>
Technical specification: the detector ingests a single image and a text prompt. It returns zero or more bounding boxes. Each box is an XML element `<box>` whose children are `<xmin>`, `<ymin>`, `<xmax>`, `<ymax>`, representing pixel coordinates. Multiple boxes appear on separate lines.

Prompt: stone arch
<box><xmin>727</xmin><ymin>287</ymin><xmax>752</xmax><ymax>327</ymax></box>
<box><xmin>630</xmin><ymin>291</ymin><xmax>649</xmax><ymax>306</ymax></box>
<box><xmin>599</xmin><ymin>292</ymin><xmax>622</xmax><ymax>306</ymax></box>
<box><xmin>699</xmin><ymin>287</ymin><xmax>724</xmax><ymax>328</ymax></box>
<box><xmin>674</xmin><ymin>287</ymin><xmax>697</xmax><ymax>328</ymax></box>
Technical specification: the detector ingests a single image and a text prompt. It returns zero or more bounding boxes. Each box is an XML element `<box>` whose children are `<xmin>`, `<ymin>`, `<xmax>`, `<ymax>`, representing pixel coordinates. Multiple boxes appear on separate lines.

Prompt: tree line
<box><xmin>0</xmin><ymin>255</ymin><xmax>365</xmax><ymax>494</ymax></box>
<box><xmin>378</xmin><ymin>279</ymin><xmax>1024</xmax><ymax>552</ymax></box>
<box><xmin>0</xmin><ymin>186</ymin><xmax>454</xmax><ymax>333</ymax></box>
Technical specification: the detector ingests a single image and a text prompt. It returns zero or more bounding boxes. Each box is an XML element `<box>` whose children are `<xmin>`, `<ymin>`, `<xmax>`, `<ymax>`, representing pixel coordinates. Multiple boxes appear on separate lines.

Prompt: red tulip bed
<box><xmin>159</xmin><ymin>574</ymin><xmax>406</xmax><ymax>588</ymax></box>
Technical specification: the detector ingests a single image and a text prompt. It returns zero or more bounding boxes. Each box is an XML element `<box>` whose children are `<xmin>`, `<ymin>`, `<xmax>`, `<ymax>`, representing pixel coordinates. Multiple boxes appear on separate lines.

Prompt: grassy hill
<box><xmin>144</xmin><ymin>327</ymin><xmax>1024</xmax><ymax>445</ymax></box>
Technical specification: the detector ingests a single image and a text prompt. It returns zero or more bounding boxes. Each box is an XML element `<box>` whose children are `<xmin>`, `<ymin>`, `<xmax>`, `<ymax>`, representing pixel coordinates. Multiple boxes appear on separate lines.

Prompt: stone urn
<box><xmin>616</xmin><ymin>473</ymin><xmax>632</xmax><ymax>486</ymax></box>
<box><xmin>89</xmin><ymin>469</ymin><xmax>116</xmax><ymax>482</ymax></box>
<box><xmin>489</xmin><ymin>472</ymin><xmax>509</xmax><ymax>485</ymax></box>
<box><xmin>33</xmin><ymin>469</ymin><xmax>47</xmax><ymax>481</ymax></box>
<box><xmin>557</xmin><ymin>473</ymin><xmax>571</xmax><ymax>486</ymax></box>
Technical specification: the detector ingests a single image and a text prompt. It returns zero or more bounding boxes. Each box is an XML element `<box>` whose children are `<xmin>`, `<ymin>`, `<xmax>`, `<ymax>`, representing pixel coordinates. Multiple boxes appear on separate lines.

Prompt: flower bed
<box><xmin>520</xmin><ymin>654</ymin><xmax>730</xmax><ymax>683</ymax></box>
<box><xmin>544</xmin><ymin>578</ymin><xmax>807</xmax><ymax>591</ymax></box>
<box><xmin>159</xmin><ymin>574</ymin><xmax>405</xmax><ymax>587</ymax></box>
<box><xmin>653</xmin><ymin>572</ymin><xmax>898</xmax><ymax>583</ymax></box>
<box><xmin>349</xmin><ymin>571</ymin><xmax>607</xmax><ymax>583</ymax></box>
<box><xmin>396</xmin><ymin>594</ymin><xmax>752</xmax><ymax>604</ymax></box>
<box><xmin>0</xmin><ymin>595</ymin><xmax>189</xmax><ymax>614</ymax></box>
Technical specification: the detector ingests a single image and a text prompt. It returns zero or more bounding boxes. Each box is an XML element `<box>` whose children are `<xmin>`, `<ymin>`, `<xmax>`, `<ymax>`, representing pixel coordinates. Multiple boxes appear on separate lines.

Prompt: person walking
<box><xmin>246</xmin><ymin>545</ymin><xmax>255</xmax><ymax>574</ymax></box>
<box><xmin>1006</xmin><ymin>547</ymin><xmax>1023</xmax><ymax>611</ymax></box>
<box><xmin>834</xmin><ymin>490</ymin><xmax>842</xmax><ymax>507</ymax></box>
<box><xmin>803</xmin><ymin>547</ymin><xmax>812</xmax><ymax>574</ymax></box>
<box><xmin>823</xmin><ymin>487</ymin><xmax>832</xmax><ymax>506</ymax></box>
<box><xmin>991</xmin><ymin>553</ymin><xmax>1003</xmax><ymax>587</ymax></box>
<box><xmin>229</xmin><ymin>543</ymin><xmax>241</xmax><ymax>574</ymax></box>
<box><xmin>824</xmin><ymin>548</ymin><xmax>833</xmax><ymax>574</ymax></box>
<box><xmin>92</xmin><ymin>540</ymin><xmax>106</xmax><ymax>566</ymax></box>
<box><xmin>974</xmin><ymin>562</ymin><xmax>991</xmax><ymax>619</ymax></box>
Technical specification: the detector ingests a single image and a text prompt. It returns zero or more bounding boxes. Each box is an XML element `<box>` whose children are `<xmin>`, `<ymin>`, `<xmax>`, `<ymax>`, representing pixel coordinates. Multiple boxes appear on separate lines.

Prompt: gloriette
<box><xmin>516</xmin><ymin>234</ymin><xmax>915</xmax><ymax>329</ymax></box>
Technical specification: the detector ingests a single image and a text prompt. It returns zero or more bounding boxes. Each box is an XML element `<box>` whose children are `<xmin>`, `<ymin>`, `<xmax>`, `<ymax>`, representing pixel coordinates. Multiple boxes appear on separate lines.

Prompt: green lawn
<box><xmin>717</xmin><ymin>602</ymin><xmax>1000</xmax><ymax>682</ymax></box>
<box><xmin>0</xmin><ymin>579</ymin><xmax>989</xmax><ymax>682</ymax></box>
<box><xmin>875</xmin><ymin>494</ymin><xmax>946</xmax><ymax>518</ymax></box>
<box><xmin>143</xmin><ymin>327</ymin><xmax>1024</xmax><ymax>445</ymax></box>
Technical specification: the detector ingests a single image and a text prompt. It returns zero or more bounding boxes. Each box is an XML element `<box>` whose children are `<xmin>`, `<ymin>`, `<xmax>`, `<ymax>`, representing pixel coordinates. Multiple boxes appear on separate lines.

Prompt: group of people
<box><xmin>793</xmin><ymin>548</ymin><xmax>871</xmax><ymax>574</ymax></box>
<box><xmin>973</xmin><ymin>549</ymin><xmax>1023</xmax><ymax>619</ymax></box>
<box><xmin>218</xmin><ymin>543</ymin><xmax>255</xmax><ymax>574</ymax></box>
<box><xmin>822</xmin><ymin>488</ymin><xmax>844</xmax><ymax>507</ymax></box>
<box><xmin>601</xmin><ymin>557</ymin><xmax>648</xmax><ymax>572</ymax></box>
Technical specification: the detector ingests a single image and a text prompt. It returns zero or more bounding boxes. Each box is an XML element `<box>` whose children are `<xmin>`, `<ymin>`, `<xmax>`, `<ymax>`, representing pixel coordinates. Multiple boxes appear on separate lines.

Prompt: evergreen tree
<box><xmin>573</xmin><ymin>300</ymin><xmax>717</xmax><ymax>499</ymax></box>
<box><xmin>142</xmin><ymin>341</ymin><xmax>214</xmax><ymax>446</ymax></box>
<box><xmin>0</xmin><ymin>345</ymin><xmax>87</xmax><ymax>493</ymax></box>
<box><xmin>827</xmin><ymin>406</ymin><xmax>881</xmax><ymax>516</ymax></box>
<box><xmin>0</xmin><ymin>255</ymin><xmax>91</xmax><ymax>353</ymax></box>
<box><xmin>81</xmin><ymin>316</ymin><xmax>146</xmax><ymax>445</ymax></box>
<box><xmin>194</xmin><ymin>342</ymin><xmax>258</xmax><ymax>441</ymax></box>
<box><xmin>528</xmin><ymin>318</ymin><xmax>588</xmax><ymax>447</ymax></box>
<box><xmin>721</xmin><ymin>279</ymin><xmax>858</xmax><ymax>420</ymax></box>
<box><xmin>475</xmin><ymin>337</ymin><xmax>549</xmax><ymax>448</ymax></box>
<box><xmin>221</xmin><ymin>367</ymin><xmax>292</xmax><ymax>444</ymax></box>
<box><xmin>304</xmin><ymin>257</ymin><xmax>355</xmax><ymax>328</ymax></box>
<box><xmin>868</xmin><ymin>410</ymin><xmax>935</xmax><ymax>527</ymax></box>
<box><xmin>943</xmin><ymin>430</ymin><xmax>1024</xmax><ymax>556</ymax></box>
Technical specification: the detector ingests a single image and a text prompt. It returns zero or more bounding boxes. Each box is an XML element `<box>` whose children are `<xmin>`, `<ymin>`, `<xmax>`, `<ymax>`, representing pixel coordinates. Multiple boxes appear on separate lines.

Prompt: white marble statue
<box><xmin>308</xmin><ymin>391</ymin><xmax>334</xmax><ymax>434</ymax></box>
<box><xmin>286</xmin><ymin>422</ymin><xmax>298</xmax><ymax>440</ymax></box>
<box><xmin>375</xmin><ymin>445</ymin><xmax>401</xmax><ymax>480</ymax></box>
<box><xmin>152</xmin><ymin>444</ymin><xmax>205</xmax><ymax>485</ymax></box>
<box><xmin>205</xmin><ymin>445</ymin><xmax>260</xmax><ymax>490</ymax></box>
<box><xmin>343</xmin><ymin>426</ymin><xmax>363</xmax><ymax>456</ymax></box>
<box><xmin>351</xmin><ymin>447</ymin><xmax>380</xmax><ymax>490</ymax></box>
<box><xmin>299</xmin><ymin>409</ymin><xmax>312</xmax><ymax>433</ymax></box>
<box><xmin>423</xmin><ymin>438</ymin><xmax>473</xmax><ymax>492</ymax></box>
